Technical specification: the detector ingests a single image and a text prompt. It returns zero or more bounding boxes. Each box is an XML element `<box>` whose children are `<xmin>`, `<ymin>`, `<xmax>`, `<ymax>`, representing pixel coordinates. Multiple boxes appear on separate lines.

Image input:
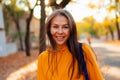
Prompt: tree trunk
<box><xmin>106</xmin><ymin>32</ymin><xmax>108</xmax><ymax>40</ymax></box>
<box><xmin>25</xmin><ymin>10</ymin><xmax>33</xmax><ymax>56</ymax></box>
<box><xmin>49</xmin><ymin>0</ymin><xmax>70</xmax><ymax>9</ymax></box>
<box><xmin>115</xmin><ymin>13</ymin><xmax>120</xmax><ymax>40</ymax></box>
<box><xmin>108</xmin><ymin>26</ymin><xmax>114</xmax><ymax>40</ymax></box>
<box><xmin>39</xmin><ymin>0</ymin><xmax>46</xmax><ymax>53</ymax></box>
<box><xmin>115</xmin><ymin>0</ymin><xmax>120</xmax><ymax>40</ymax></box>
<box><xmin>15</xmin><ymin>20</ymin><xmax>24</xmax><ymax>51</ymax></box>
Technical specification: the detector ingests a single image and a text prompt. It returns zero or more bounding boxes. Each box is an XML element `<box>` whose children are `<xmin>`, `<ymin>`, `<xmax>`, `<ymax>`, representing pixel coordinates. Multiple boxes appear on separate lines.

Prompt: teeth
<box><xmin>56</xmin><ymin>36</ymin><xmax>64</xmax><ymax>40</ymax></box>
<box><xmin>56</xmin><ymin>36</ymin><xmax>63</xmax><ymax>38</ymax></box>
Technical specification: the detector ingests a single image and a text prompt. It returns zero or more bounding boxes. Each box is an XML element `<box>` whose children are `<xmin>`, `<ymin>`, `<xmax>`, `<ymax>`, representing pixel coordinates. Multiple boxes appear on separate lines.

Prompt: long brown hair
<box><xmin>45</xmin><ymin>9</ymin><xmax>83</xmax><ymax>78</ymax></box>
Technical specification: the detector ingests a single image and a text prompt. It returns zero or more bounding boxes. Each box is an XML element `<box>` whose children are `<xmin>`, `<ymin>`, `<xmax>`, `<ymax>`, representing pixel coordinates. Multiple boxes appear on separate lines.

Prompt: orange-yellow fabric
<box><xmin>37</xmin><ymin>44</ymin><xmax>104</xmax><ymax>80</ymax></box>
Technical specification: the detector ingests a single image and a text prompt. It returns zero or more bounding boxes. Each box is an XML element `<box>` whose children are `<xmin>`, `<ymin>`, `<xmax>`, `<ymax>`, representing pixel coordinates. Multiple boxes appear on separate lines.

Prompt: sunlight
<box><xmin>65</xmin><ymin>3</ymin><xmax>94</xmax><ymax>22</ymax></box>
<box><xmin>45</xmin><ymin>0</ymin><xmax>49</xmax><ymax>5</ymax></box>
<box><xmin>33</xmin><ymin>6</ymin><xmax>41</xmax><ymax>19</ymax></box>
<box><xmin>94</xmin><ymin>8</ymin><xmax>107</xmax><ymax>22</ymax></box>
<box><xmin>29</xmin><ymin>0</ymin><xmax>37</xmax><ymax>8</ymax></box>
<box><xmin>6</xmin><ymin>60</ymin><xmax>37</xmax><ymax>80</ymax></box>
<box><xmin>56</xmin><ymin>0</ymin><xmax>62</xmax><ymax>4</ymax></box>
<box><xmin>32</xmin><ymin>0</ymin><xmax>112</xmax><ymax>22</ymax></box>
<box><xmin>33</xmin><ymin>0</ymin><xmax>53</xmax><ymax>19</ymax></box>
<box><xmin>65</xmin><ymin>0</ymin><xmax>108</xmax><ymax>22</ymax></box>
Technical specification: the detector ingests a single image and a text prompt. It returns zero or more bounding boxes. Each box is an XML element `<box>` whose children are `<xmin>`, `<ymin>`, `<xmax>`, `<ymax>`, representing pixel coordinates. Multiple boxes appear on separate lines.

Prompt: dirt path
<box><xmin>91</xmin><ymin>41</ymin><xmax>120</xmax><ymax>80</ymax></box>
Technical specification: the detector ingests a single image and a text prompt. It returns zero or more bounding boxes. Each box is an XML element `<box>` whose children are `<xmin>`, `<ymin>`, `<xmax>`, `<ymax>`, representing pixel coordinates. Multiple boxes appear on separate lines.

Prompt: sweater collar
<box><xmin>57</xmin><ymin>44</ymin><xmax>68</xmax><ymax>52</ymax></box>
<box><xmin>48</xmin><ymin>44</ymin><xmax>69</xmax><ymax>53</ymax></box>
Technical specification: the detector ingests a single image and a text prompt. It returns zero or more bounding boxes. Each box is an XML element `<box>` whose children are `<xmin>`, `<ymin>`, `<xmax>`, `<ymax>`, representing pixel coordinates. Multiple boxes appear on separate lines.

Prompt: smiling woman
<box><xmin>37</xmin><ymin>9</ymin><xmax>103</xmax><ymax>80</ymax></box>
<box><xmin>50</xmin><ymin>14</ymin><xmax>70</xmax><ymax>46</ymax></box>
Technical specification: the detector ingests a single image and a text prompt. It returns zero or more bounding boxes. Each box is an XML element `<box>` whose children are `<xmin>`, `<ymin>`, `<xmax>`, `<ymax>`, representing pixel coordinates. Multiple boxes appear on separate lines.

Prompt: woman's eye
<box><xmin>63</xmin><ymin>26</ymin><xmax>69</xmax><ymax>29</ymax></box>
<box><xmin>52</xmin><ymin>26</ymin><xmax>58</xmax><ymax>28</ymax></box>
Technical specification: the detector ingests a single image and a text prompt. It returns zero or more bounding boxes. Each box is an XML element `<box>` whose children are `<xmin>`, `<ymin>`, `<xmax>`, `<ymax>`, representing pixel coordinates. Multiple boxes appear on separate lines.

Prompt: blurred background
<box><xmin>0</xmin><ymin>0</ymin><xmax>120</xmax><ymax>80</ymax></box>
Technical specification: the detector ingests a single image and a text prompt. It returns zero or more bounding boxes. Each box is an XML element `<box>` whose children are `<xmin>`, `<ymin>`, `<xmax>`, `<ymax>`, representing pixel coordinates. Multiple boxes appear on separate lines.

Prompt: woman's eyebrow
<box><xmin>51</xmin><ymin>23</ymin><xmax>68</xmax><ymax>26</ymax></box>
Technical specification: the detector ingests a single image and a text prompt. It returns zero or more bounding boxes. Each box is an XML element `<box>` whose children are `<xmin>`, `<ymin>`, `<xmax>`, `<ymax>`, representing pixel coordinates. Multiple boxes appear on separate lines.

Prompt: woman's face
<box><xmin>50</xmin><ymin>15</ymin><xmax>70</xmax><ymax>46</ymax></box>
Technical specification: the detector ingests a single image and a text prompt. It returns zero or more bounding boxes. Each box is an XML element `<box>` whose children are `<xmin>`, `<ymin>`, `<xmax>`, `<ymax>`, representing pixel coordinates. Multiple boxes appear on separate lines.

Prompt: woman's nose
<box><xmin>58</xmin><ymin>28</ymin><xmax>63</xmax><ymax>33</ymax></box>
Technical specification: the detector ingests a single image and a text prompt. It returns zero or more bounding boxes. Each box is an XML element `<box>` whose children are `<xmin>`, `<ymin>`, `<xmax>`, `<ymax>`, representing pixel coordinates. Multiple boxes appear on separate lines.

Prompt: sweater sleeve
<box><xmin>82</xmin><ymin>43</ymin><xmax>104</xmax><ymax>80</ymax></box>
<box><xmin>37</xmin><ymin>51</ymin><xmax>46</xmax><ymax>80</ymax></box>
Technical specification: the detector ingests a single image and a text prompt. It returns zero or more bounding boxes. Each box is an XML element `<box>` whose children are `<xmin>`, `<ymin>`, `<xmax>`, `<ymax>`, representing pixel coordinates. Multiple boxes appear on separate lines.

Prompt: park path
<box><xmin>3</xmin><ymin>39</ymin><xmax>120</xmax><ymax>80</ymax></box>
<box><xmin>91</xmin><ymin>39</ymin><xmax>120</xmax><ymax>80</ymax></box>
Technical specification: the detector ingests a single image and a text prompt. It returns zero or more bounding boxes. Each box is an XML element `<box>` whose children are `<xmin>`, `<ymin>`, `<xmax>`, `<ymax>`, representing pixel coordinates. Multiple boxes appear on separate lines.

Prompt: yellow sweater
<box><xmin>37</xmin><ymin>44</ymin><xmax>103</xmax><ymax>80</ymax></box>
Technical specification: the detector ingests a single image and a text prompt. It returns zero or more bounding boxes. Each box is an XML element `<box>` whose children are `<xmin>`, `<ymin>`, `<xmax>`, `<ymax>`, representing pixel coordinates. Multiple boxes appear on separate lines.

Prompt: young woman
<box><xmin>37</xmin><ymin>9</ymin><xmax>103</xmax><ymax>80</ymax></box>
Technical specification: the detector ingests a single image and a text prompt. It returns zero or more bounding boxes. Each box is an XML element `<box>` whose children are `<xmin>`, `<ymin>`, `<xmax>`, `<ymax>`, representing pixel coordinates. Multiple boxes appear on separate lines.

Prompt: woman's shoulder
<box><xmin>81</xmin><ymin>43</ymin><xmax>103</xmax><ymax>79</ymax></box>
<box><xmin>38</xmin><ymin>49</ymin><xmax>49</xmax><ymax>60</ymax></box>
<box><xmin>81</xmin><ymin>43</ymin><xmax>93</xmax><ymax>53</ymax></box>
<box><xmin>81</xmin><ymin>43</ymin><xmax>90</xmax><ymax>49</ymax></box>
<box><xmin>81</xmin><ymin>43</ymin><xmax>96</xmax><ymax>61</ymax></box>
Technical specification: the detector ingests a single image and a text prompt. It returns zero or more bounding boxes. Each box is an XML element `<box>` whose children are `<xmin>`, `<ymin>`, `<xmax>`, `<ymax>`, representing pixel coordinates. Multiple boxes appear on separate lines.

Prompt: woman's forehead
<box><xmin>51</xmin><ymin>15</ymin><xmax>68</xmax><ymax>25</ymax></box>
